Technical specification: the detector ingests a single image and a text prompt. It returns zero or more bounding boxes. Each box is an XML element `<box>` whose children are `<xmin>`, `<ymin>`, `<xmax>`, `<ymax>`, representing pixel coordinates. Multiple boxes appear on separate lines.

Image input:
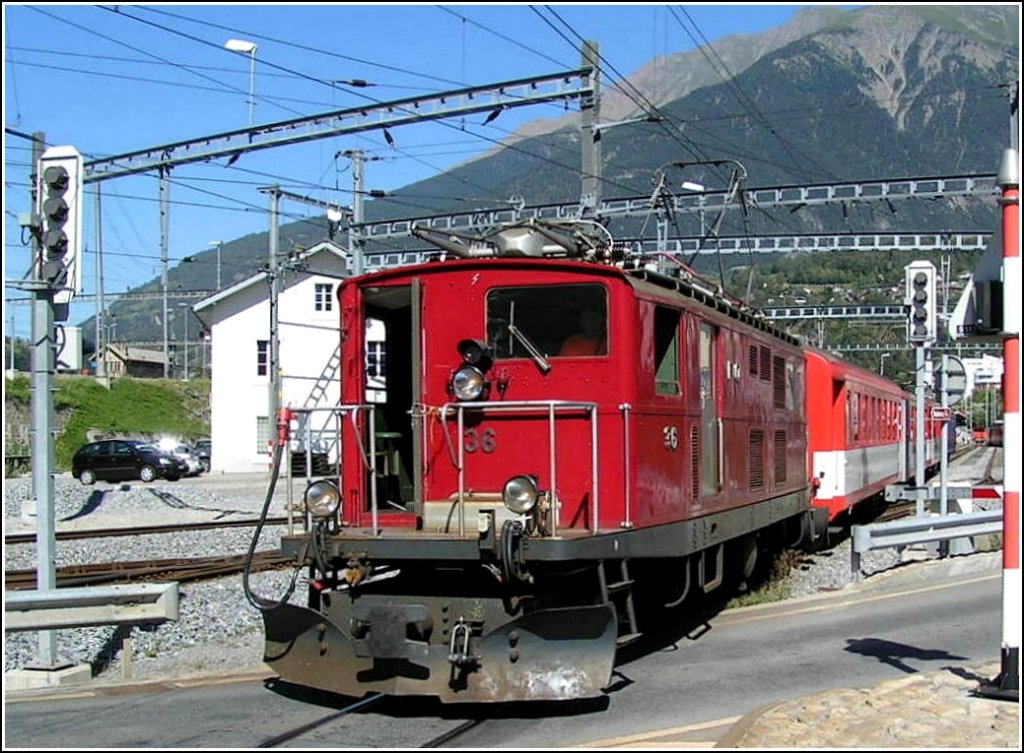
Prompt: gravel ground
<box><xmin>2</xmin><ymin>468</ymin><xmax>1002</xmax><ymax>685</ymax></box>
<box><xmin>4</xmin><ymin>473</ymin><xmax>303</xmax><ymax>682</ymax></box>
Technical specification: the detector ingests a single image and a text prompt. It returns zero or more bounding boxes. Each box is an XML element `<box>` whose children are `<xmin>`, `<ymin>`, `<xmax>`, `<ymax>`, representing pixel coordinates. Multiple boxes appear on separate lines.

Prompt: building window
<box><xmin>366</xmin><ymin>341</ymin><xmax>387</xmax><ymax>378</ymax></box>
<box><xmin>257</xmin><ymin>340</ymin><xmax>268</xmax><ymax>376</ymax></box>
<box><xmin>315</xmin><ymin>283</ymin><xmax>333</xmax><ymax>312</ymax></box>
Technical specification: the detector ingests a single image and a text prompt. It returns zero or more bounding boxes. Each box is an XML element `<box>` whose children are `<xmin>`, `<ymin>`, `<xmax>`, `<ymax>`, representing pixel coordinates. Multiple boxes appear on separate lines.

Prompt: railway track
<box><xmin>255</xmin><ymin>693</ymin><xmax>385</xmax><ymax>748</ymax></box>
<box><xmin>4</xmin><ymin>550</ymin><xmax>292</xmax><ymax>591</ymax></box>
<box><xmin>4</xmin><ymin>516</ymin><xmax>289</xmax><ymax>546</ymax></box>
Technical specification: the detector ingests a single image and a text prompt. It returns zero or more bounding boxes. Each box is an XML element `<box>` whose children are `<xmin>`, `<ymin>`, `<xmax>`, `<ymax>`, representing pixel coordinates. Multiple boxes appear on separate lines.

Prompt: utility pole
<box><xmin>258</xmin><ymin>185</ymin><xmax>349</xmax><ymax>456</ymax></box>
<box><xmin>29</xmin><ymin>132</ymin><xmax>58</xmax><ymax>669</ymax></box>
<box><xmin>94</xmin><ymin>183</ymin><xmax>105</xmax><ymax>381</ymax></box>
<box><xmin>266</xmin><ymin>186</ymin><xmax>281</xmax><ymax>434</ymax></box>
<box><xmin>11</xmin><ymin>132</ymin><xmax>85</xmax><ymax>678</ymax></box>
<box><xmin>579</xmin><ymin>40</ymin><xmax>602</xmax><ymax>217</ymax></box>
<box><xmin>347</xmin><ymin>150</ymin><xmax>365</xmax><ymax>276</ymax></box>
<box><xmin>159</xmin><ymin>168</ymin><xmax>170</xmax><ymax>378</ymax></box>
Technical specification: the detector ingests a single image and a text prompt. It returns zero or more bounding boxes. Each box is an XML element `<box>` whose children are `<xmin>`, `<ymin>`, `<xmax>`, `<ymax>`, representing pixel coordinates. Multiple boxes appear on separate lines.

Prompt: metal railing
<box><xmin>439</xmin><ymin>400</ymin><xmax>600</xmax><ymax>537</ymax></box>
<box><xmin>851</xmin><ymin>510</ymin><xmax>1003</xmax><ymax>577</ymax></box>
<box><xmin>4</xmin><ymin>583</ymin><xmax>179</xmax><ymax>632</ymax></box>
<box><xmin>284</xmin><ymin>404</ymin><xmax>378</xmax><ymax>532</ymax></box>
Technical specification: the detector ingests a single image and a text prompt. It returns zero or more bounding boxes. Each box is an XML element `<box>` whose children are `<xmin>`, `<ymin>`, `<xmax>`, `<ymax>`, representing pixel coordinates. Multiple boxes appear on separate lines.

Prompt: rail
<box><xmin>439</xmin><ymin>400</ymin><xmax>600</xmax><ymax>536</ymax></box>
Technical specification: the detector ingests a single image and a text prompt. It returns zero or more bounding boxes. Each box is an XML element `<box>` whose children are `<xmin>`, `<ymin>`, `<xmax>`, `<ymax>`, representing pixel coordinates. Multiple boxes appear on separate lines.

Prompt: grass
<box><xmin>5</xmin><ymin>375</ymin><xmax>210</xmax><ymax>471</ymax></box>
<box><xmin>725</xmin><ymin>549</ymin><xmax>805</xmax><ymax>608</ymax></box>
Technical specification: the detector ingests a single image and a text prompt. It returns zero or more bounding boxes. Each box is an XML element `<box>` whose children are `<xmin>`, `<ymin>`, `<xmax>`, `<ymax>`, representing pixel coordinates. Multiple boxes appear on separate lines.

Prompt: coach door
<box><xmin>700</xmin><ymin>322</ymin><xmax>720</xmax><ymax>496</ymax></box>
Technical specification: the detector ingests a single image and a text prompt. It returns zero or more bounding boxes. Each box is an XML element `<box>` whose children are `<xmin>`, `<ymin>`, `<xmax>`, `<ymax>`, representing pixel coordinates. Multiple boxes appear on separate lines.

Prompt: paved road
<box><xmin>4</xmin><ymin>556</ymin><xmax>1003</xmax><ymax>748</ymax></box>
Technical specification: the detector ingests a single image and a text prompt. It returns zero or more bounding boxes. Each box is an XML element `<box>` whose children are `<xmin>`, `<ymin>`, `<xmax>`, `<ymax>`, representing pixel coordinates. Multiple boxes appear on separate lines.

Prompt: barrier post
<box><xmin>979</xmin><ymin>148</ymin><xmax>1019</xmax><ymax>700</ymax></box>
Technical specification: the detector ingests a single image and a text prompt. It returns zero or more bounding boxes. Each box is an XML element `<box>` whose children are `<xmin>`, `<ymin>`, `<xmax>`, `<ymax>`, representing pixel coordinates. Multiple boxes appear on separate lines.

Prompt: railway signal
<box><xmin>35</xmin><ymin>146</ymin><xmax>84</xmax><ymax>304</ymax></box>
<box><xmin>904</xmin><ymin>260</ymin><xmax>937</xmax><ymax>345</ymax></box>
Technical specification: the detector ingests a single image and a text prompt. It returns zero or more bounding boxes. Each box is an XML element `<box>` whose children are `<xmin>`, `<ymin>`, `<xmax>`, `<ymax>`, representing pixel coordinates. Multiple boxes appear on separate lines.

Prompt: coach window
<box><xmin>654</xmin><ymin>306</ymin><xmax>681</xmax><ymax>396</ymax></box>
<box><xmin>487</xmin><ymin>284</ymin><xmax>607</xmax><ymax>360</ymax></box>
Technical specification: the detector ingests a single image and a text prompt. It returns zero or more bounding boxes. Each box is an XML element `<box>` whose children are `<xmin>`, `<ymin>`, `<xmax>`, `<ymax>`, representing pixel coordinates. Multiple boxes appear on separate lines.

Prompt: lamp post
<box><xmin>224</xmin><ymin>39</ymin><xmax>258</xmax><ymax>126</ymax></box>
<box><xmin>209</xmin><ymin>240</ymin><xmax>223</xmax><ymax>290</ymax></box>
<box><xmin>177</xmin><ymin>302</ymin><xmax>190</xmax><ymax>381</ymax></box>
<box><xmin>880</xmin><ymin>352</ymin><xmax>892</xmax><ymax>377</ymax></box>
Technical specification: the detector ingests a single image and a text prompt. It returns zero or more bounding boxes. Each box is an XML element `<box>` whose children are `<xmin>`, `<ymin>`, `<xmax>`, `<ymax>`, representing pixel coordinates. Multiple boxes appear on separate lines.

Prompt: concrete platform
<box><xmin>5</xmin><ymin>663</ymin><xmax>92</xmax><ymax>690</ymax></box>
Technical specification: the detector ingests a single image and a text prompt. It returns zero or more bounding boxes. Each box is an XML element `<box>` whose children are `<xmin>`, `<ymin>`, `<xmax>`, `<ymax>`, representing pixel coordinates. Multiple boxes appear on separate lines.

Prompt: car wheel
<box><xmin>79</xmin><ymin>469</ymin><xmax>97</xmax><ymax>486</ymax></box>
<box><xmin>140</xmin><ymin>465</ymin><xmax>157</xmax><ymax>483</ymax></box>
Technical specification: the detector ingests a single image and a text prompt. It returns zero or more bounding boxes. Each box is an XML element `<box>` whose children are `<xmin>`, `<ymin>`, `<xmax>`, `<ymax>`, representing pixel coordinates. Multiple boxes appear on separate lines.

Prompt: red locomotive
<box><xmin>253</xmin><ymin>221</ymin><xmax>923</xmax><ymax>703</ymax></box>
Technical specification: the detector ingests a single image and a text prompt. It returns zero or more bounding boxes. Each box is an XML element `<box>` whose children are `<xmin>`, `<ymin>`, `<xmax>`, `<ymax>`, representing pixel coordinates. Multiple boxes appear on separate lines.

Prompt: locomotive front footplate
<box><xmin>261</xmin><ymin>597</ymin><xmax>617</xmax><ymax>703</ymax></box>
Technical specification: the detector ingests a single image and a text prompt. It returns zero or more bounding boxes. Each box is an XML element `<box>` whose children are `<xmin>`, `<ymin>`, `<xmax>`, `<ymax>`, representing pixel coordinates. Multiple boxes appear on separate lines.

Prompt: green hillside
<box><xmin>4</xmin><ymin>375</ymin><xmax>210</xmax><ymax>471</ymax></box>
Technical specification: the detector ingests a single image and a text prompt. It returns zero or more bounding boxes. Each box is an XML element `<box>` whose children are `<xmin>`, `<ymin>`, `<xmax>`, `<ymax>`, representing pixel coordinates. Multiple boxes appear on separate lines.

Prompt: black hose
<box><xmin>242</xmin><ymin>440</ymin><xmax>304</xmax><ymax>611</ymax></box>
<box><xmin>500</xmin><ymin>519</ymin><xmax>532</xmax><ymax>584</ymax></box>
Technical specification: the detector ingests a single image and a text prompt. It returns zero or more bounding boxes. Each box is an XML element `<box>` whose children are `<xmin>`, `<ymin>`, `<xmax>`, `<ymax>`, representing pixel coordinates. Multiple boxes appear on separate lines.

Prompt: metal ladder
<box><xmin>304</xmin><ymin>345</ymin><xmax>342</xmax><ymax>409</ymax></box>
<box><xmin>599</xmin><ymin>559</ymin><xmax>642</xmax><ymax>648</ymax></box>
<box><xmin>296</xmin><ymin>346</ymin><xmax>343</xmax><ymax>467</ymax></box>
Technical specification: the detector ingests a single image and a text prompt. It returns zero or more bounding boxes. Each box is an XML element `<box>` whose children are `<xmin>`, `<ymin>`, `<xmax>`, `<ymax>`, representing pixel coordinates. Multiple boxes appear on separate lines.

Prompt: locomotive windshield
<box><xmin>486</xmin><ymin>284</ymin><xmax>607</xmax><ymax>359</ymax></box>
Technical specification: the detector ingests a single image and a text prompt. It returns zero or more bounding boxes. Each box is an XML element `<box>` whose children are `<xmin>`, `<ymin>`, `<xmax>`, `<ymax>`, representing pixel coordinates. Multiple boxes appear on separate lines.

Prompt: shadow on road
<box><xmin>844</xmin><ymin>637</ymin><xmax>968</xmax><ymax>673</ymax></box>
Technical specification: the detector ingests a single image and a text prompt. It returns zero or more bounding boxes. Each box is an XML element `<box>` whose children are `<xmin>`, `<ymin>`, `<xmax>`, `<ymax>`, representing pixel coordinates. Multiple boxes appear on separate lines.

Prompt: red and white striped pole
<box><xmin>983</xmin><ymin>148</ymin><xmax>1020</xmax><ymax>699</ymax></box>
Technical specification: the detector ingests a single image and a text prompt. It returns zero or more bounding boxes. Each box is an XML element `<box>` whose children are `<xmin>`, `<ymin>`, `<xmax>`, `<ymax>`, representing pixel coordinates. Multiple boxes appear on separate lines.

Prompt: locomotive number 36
<box><xmin>663</xmin><ymin>425</ymin><xmax>679</xmax><ymax>451</ymax></box>
<box><xmin>464</xmin><ymin>427</ymin><xmax>497</xmax><ymax>453</ymax></box>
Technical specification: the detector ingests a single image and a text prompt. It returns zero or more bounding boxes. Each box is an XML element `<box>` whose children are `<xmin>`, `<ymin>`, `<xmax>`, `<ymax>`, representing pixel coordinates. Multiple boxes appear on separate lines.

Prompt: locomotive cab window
<box><xmin>486</xmin><ymin>284</ymin><xmax>608</xmax><ymax>360</ymax></box>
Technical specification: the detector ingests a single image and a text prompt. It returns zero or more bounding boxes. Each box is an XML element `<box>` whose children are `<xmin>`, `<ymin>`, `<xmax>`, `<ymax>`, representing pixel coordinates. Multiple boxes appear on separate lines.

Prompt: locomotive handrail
<box><xmin>285</xmin><ymin>404</ymin><xmax>378</xmax><ymax>533</ymax></box>
<box><xmin>439</xmin><ymin>400</ymin><xmax>600</xmax><ymax>537</ymax></box>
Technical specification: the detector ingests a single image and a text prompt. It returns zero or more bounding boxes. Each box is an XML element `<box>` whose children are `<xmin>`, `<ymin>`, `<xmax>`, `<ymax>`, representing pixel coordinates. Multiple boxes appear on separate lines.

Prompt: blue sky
<box><xmin>4</xmin><ymin>3</ymin><xmax>828</xmax><ymax>337</ymax></box>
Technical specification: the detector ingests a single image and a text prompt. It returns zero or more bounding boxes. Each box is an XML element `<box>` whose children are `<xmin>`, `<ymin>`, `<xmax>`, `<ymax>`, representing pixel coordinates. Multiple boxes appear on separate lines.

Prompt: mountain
<box><xmin>87</xmin><ymin>4</ymin><xmax>1019</xmax><ymax>347</ymax></box>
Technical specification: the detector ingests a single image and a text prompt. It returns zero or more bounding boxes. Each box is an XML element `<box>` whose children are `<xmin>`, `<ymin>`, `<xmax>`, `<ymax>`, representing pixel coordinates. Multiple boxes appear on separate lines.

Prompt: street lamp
<box><xmin>587</xmin><ymin>113</ymin><xmax>663</xmax><ymax>137</ymax></box>
<box><xmin>177</xmin><ymin>302</ymin><xmax>191</xmax><ymax>381</ymax></box>
<box><xmin>224</xmin><ymin>38</ymin><xmax>258</xmax><ymax>126</ymax></box>
<box><xmin>209</xmin><ymin>240</ymin><xmax>223</xmax><ymax>289</ymax></box>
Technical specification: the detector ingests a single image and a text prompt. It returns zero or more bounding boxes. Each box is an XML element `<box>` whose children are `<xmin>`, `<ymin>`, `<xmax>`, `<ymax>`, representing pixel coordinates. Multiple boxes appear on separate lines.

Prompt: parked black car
<box><xmin>194</xmin><ymin>438</ymin><xmax>211</xmax><ymax>472</ymax></box>
<box><xmin>72</xmin><ymin>439</ymin><xmax>188</xmax><ymax>485</ymax></box>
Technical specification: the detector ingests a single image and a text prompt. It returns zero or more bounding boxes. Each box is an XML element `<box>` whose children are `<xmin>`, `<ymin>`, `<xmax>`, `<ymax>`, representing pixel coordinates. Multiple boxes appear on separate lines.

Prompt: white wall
<box><xmin>207</xmin><ymin>252</ymin><xmax>347</xmax><ymax>473</ymax></box>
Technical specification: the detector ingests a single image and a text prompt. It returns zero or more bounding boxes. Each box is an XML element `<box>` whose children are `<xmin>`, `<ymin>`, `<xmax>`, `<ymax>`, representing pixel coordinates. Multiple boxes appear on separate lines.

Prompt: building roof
<box><xmin>104</xmin><ymin>343</ymin><xmax>167</xmax><ymax>365</ymax></box>
<box><xmin>192</xmin><ymin>240</ymin><xmax>348</xmax><ymax>320</ymax></box>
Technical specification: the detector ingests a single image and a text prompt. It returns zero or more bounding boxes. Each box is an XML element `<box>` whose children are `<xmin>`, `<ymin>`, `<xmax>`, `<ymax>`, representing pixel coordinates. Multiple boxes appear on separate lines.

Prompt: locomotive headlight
<box><xmin>457</xmin><ymin>338</ymin><xmax>490</xmax><ymax>366</ymax></box>
<box><xmin>503</xmin><ymin>475</ymin><xmax>539</xmax><ymax>515</ymax></box>
<box><xmin>304</xmin><ymin>479</ymin><xmax>341</xmax><ymax>518</ymax></box>
<box><xmin>452</xmin><ymin>365</ymin><xmax>486</xmax><ymax>401</ymax></box>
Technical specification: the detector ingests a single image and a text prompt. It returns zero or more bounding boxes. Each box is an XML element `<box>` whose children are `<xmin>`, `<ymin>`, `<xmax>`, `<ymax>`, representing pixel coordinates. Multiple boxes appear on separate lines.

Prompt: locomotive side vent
<box><xmin>759</xmin><ymin>346</ymin><xmax>771</xmax><ymax>381</ymax></box>
<box><xmin>749</xmin><ymin>430</ymin><xmax>765</xmax><ymax>490</ymax></box>
<box><xmin>748</xmin><ymin>345</ymin><xmax>759</xmax><ymax>377</ymax></box>
<box><xmin>773</xmin><ymin>356</ymin><xmax>786</xmax><ymax>408</ymax></box>
<box><xmin>774</xmin><ymin>430</ymin><xmax>787</xmax><ymax>484</ymax></box>
<box><xmin>690</xmin><ymin>426</ymin><xmax>700</xmax><ymax>499</ymax></box>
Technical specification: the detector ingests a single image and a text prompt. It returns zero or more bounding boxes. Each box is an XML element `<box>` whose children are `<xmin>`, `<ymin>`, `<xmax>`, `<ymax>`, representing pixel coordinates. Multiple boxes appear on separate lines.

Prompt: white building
<box><xmin>193</xmin><ymin>241</ymin><xmax>353</xmax><ymax>473</ymax></box>
<box><xmin>963</xmin><ymin>355</ymin><xmax>1003</xmax><ymax>395</ymax></box>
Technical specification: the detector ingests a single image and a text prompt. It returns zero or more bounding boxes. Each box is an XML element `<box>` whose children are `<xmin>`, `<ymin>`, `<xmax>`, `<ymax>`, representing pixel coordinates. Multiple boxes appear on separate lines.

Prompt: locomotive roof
<box><xmin>350</xmin><ymin>256</ymin><xmax>801</xmax><ymax>347</ymax></box>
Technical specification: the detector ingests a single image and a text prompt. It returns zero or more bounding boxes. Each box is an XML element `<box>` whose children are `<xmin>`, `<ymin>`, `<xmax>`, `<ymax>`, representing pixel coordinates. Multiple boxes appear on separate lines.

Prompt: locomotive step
<box><xmin>604</xmin><ymin>579</ymin><xmax>635</xmax><ymax>594</ymax></box>
<box><xmin>616</xmin><ymin>632</ymin><xmax>643</xmax><ymax>647</ymax></box>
